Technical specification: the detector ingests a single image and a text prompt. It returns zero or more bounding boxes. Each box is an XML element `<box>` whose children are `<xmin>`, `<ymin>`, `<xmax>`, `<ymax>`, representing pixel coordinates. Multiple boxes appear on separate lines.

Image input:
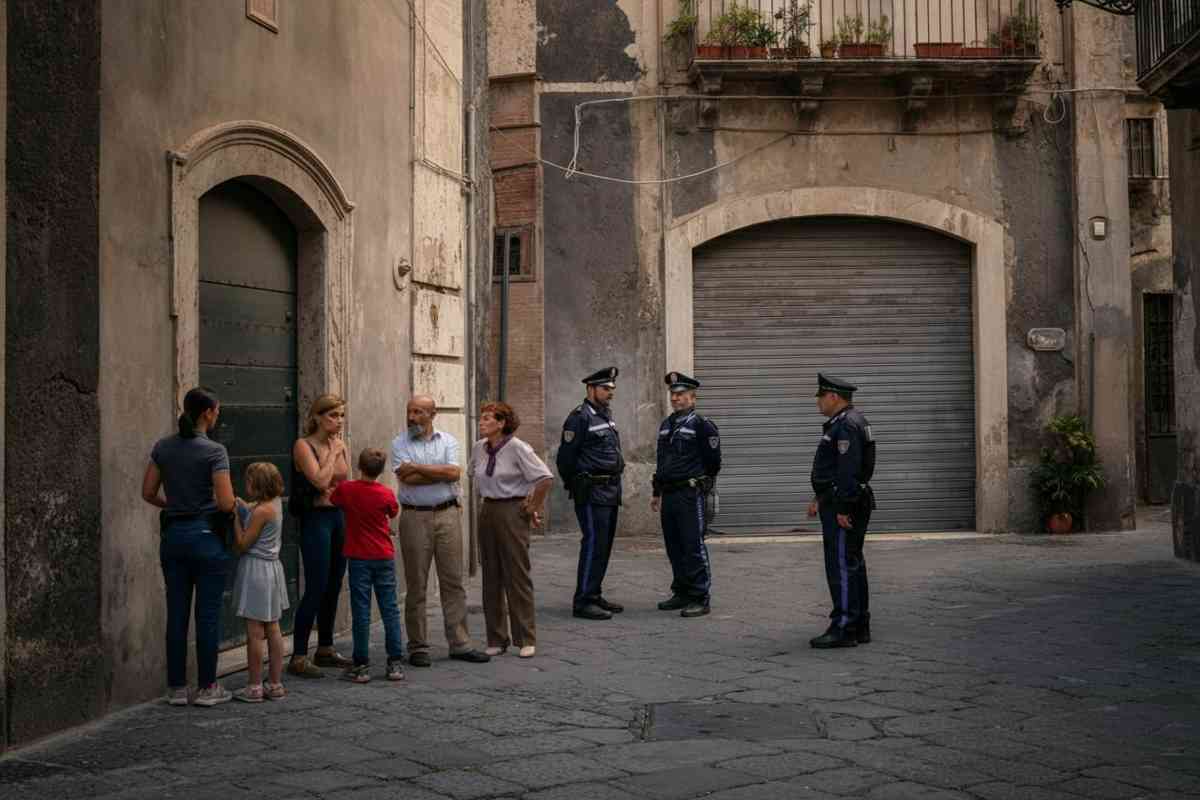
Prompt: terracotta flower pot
<box><xmin>839</xmin><ymin>43</ymin><xmax>884</xmax><ymax>58</ymax></box>
<box><xmin>961</xmin><ymin>45</ymin><xmax>1001</xmax><ymax>58</ymax></box>
<box><xmin>728</xmin><ymin>45</ymin><xmax>752</xmax><ymax>58</ymax></box>
<box><xmin>819</xmin><ymin>44</ymin><xmax>837</xmax><ymax>58</ymax></box>
<box><xmin>696</xmin><ymin>44</ymin><xmax>727</xmax><ymax>59</ymax></box>
<box><xmin>1047</xmin><ymin>512</ymin><xmax>1073</xmax><ymax>534</ymax></box>
<box><xmin>915</xmin><ymin>42</ymin><xmax>963</xmax><ymax>58</ymax></box>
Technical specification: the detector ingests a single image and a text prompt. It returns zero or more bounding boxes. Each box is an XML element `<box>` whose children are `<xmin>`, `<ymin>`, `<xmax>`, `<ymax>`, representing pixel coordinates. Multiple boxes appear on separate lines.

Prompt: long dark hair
<box><xmin>179</xmin><ymin>386</ymin><xmax>219</xmax><ymax>439</ymax></box>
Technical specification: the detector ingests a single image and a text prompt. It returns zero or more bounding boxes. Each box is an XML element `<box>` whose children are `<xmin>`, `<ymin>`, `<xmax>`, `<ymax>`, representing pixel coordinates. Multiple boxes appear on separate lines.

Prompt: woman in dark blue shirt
<box><xmin>142</xmin><ymin>386</ymin><xmax>236</xmax><ymax>707</ymax></box>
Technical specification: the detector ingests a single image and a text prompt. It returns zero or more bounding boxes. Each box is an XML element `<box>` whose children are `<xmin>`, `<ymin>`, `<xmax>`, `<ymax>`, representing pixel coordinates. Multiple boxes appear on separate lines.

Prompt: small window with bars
<box><xmin>1126</xmin><ymin>118</ymin><xmax>1162</xmax><ymax>180</ymax></box>
<box><xmin>493</xmin><ymin>227</ymin><xmax>534</xmax><ymax>282</ymax></box>
<box><xmin>1144</xmin><ymin>292</ymin><xmax>1175</xmax><ymax>436</ymax></box>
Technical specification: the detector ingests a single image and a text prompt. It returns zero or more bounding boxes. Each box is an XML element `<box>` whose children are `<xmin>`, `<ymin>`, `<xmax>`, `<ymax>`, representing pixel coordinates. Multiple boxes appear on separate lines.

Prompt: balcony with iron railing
<box><xmin>679</xmin><ymin>0</ymin><xmax>1042</xmax><ymax>85</ymax></box>
<box><xmin>1135</xmin><ymin>0</ymin><xmax>1200</xmax><ymax>103</ymax></box>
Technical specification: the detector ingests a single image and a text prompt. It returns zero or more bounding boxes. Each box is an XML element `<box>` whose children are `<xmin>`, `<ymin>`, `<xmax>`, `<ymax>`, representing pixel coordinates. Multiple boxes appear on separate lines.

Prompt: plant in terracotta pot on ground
<box><xmin>1030</xmin><ymin>414</ymin><xmax>1106</xmax><ymax>533</ymax></box>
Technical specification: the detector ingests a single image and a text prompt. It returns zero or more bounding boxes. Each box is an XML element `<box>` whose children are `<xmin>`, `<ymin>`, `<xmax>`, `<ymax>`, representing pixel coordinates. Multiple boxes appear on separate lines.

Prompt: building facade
<box><xmin>488</xmin><ymin>0</ymin><xmax>1169</xmax><ymax>537</ymax></box>
<box><xmin>2</xmin><ymin>0</ymin><xmax>489</xmax><ymax>750</ymax></box>
<box><xmin>1137</xmin><ymin>0</ymin><xmax>1200</xmax><ymax>561</ymax></box>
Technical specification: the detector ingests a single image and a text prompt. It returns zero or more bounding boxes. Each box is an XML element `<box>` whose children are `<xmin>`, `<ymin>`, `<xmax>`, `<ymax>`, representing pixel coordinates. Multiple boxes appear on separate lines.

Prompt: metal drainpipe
<box><xmin>464</xmin><ymin>0</ymin><xmax>480</xmax><ymax>576</ymax></box>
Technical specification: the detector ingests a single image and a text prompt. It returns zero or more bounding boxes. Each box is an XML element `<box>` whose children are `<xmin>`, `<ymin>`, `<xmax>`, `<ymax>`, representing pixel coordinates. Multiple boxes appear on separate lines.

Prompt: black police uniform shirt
<box><xmin>556</xmin><ymin>400</ymin><xmax>625</xmax><ymax>506</ymax></box>
<box><xmin>652</xmin><ymin>409</ymin><xmax>722</xmax><ymax>495</ymax></box>
<box><xmin>810</xmin><ymin>405</ymin><xmax>876</xmax><ymax>515</ymax></box>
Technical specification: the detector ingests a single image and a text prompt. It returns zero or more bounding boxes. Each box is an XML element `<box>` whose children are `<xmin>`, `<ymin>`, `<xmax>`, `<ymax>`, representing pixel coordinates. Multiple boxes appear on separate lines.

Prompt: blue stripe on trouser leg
<box><xmin>664</xmin><ymin>490</ymin><xmax>710</xmax><ymax>601</ymax></box>
<box><xmin>574</xmin><ymin>504</ymin><xmax>617</xmax><ymax>608</ymax></box>
<box><xmin>695</xmin><ymin>492</ymin><xmax>711</xmax><ymax>599</ymax></box>
<box><xmin>838</xmin><ymin>527</ymin><xmax>849</xmax><ymax>629</ymax></box>
<box><xmin>661</xmin><ymin>497</ymin><xmax>684</xmax><ymax>596</ymax></box>
<box><xmin>818</xmin><ymin>504</ymin><xmax>866</xmax><ymax>632</ymax></box>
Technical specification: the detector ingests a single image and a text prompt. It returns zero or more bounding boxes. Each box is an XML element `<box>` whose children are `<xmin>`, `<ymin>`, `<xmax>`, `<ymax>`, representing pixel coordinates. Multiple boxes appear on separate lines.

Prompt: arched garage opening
<box><xmin>693</xmin><ymin>216</ymin><xmax>975</xmax><ymax>533</ymax></box>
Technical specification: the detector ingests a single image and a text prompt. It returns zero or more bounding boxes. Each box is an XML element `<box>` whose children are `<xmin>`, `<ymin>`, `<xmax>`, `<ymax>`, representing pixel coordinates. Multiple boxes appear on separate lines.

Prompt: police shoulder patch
<box><xmin>563</xmin><ymin>430</ymin><xmax>575</xmax><ymax>443</ymax></box>
<box><xmin>838</xmin><ymin>439</ymin><xmax>850</xmax><ymax>454</ymax></box>
<box><xmin>709</xmin><ymin>436</ymin><xmax>719</xmax><ymax>449</ymax></box>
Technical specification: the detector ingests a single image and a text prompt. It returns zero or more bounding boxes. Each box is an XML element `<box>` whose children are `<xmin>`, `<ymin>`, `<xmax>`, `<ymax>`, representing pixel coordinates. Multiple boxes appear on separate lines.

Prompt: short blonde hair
<box><xmin>244</xmin><ymin>462</ymin><xmax>285</xmax><ymax>502</ymax></box>
<box><xmin>304</xmin><ymin>393</ymin><xmax>345</xmax><ymax>435</ymax></box>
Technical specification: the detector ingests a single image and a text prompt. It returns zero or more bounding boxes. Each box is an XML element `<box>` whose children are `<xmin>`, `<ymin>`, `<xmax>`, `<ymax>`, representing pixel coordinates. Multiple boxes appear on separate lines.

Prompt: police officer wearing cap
<box><xmin>652</xmin><ymin>372</ymin><xmax>721</xmax><ymax>618</ymax></box>
<box><xmin>808</xmin><ymin>373</ymin><xmax>876</xmax><ymax>648</ymax></box>
<box><xmin>556</xmin><ymin>367</ymin><xmax>625</xmax><ymax>620</ymax></box>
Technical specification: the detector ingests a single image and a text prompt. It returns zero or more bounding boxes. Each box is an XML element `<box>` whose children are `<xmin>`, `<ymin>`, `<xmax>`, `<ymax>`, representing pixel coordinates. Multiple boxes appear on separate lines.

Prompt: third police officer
<box><xmin>652</xmin><ymin>372</ymin><xmax>721</xmax><ymax>618</ymax></box>
<box><xmin>807</xmin><ymin>373</ymin><xmax>876</xmax><ymax>648</ymax></box>
<box><xmin>557</xmin><ymin>367</ymin><xmax>625</xmax><ymax>621</ymax></box>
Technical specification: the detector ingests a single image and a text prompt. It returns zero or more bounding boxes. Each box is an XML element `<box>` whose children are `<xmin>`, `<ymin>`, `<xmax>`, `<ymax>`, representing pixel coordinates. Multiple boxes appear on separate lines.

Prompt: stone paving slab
<box><xmin>3</xmin><ymin>523</ymin><xmax>1200</xmax><ymax>799</ymax></box>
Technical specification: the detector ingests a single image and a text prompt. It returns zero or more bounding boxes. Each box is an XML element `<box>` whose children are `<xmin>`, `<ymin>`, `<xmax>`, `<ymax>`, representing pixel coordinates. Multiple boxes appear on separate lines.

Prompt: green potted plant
<box><xmin>838</xmin><ymin>14</ymin><xmax>889</xmax><ymax>57</ymax></box>
<box><xmin>746</xmin><ymin>16</ymin><xmax>779</xmax><ymax>57</ymax></box>
<box><xmin>819</xmin><ymin>36</ymin><xmax>838</xmax><ymax>59</ymax></box>
<box><xmin>773</xmin><ymin>0</ymin><xmax>813</xmax><ymax>58</ymax></box>
<box><xmin>664</xmin><ymin>0</ymin><xmax>698</xmax><ymax>47</ymax></box>
<box><xmin>1030</xmin><ymin>415</ymin><xmax>1107</xmax><ymax>533</ymax></box>
<box><xmin>703</xmin><ymin>3</ymin><xmax>759</xmax><ymax>58</ymax></box>
<box><xmin>998</xmin><ymin>0</ymin><xmax>1039</xmax><ymax>56</ymax></box>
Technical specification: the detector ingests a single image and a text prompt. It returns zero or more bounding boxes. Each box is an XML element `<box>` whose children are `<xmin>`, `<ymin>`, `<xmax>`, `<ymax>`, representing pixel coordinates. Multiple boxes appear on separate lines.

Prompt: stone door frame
<box><xmin>664</xmin><ymin>187</ymin><xmax>1010</xmax><ymax>533</ymax></box>
<box><xmin>168</xmin><ymin>120</ymin><xmax>355</xmax><ymax>422</ymax></box>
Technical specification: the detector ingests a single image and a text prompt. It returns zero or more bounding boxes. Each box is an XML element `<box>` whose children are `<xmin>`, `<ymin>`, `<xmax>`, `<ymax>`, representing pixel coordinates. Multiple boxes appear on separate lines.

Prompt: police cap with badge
<box><xmin>583</xmin><ymin>366</ymin><xmax>619</xmax><ymax>388</ymax></box>
<box><xmin>665</xmin><ymin>371</ymin><xmax>700</xmax><ymax>392</ymax></box>
<box><xmin>816</xmin><ymin>373</ymin><xmax>857</xmax><ymax>398</ymax></box>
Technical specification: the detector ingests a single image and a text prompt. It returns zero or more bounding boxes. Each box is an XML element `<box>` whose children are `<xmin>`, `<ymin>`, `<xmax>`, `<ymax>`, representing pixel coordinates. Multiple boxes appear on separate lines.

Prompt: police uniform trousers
<box><xmin>572</xmin><ymin>503</ymin><xmax>618</xmax><ymax>610</ymax></box>
<box><xmin>818</xmin><ymin>503</ymin><xmax>870</xmax><ymax>632</ymax></box>
<box><xmin>661</xmin><ymin>488</ymin><xmax>711</xmax><ymax>602</ymax></box>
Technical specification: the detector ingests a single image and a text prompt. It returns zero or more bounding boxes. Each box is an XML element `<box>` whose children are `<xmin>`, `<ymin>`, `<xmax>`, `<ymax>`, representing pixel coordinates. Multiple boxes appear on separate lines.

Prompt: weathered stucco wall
<box><xmin>7</xmin><ymin>0</ymin><xmax>105</xmax><ymax>745</ymax></box>
<box><xmin>0</xmin><ymin>0</ymin><xmax>8</xmax><ymax>753</ymax></box>
<box><xmin>96</xmin><ymin>0</ymin><xmax>420</xmax><ymax>720</ymax></box>
<box><xmin>1170</xmin><ymin>108</ymin><xmax>1200</xmax><ymax>561</ymax></box>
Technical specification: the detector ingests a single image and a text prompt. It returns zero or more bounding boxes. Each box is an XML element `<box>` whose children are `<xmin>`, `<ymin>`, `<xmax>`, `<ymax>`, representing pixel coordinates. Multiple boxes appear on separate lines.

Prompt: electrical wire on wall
<box><xmin>490</xmin><ymin>86</ymin><xmax>1122</xmax><ymax>186</ymax></box>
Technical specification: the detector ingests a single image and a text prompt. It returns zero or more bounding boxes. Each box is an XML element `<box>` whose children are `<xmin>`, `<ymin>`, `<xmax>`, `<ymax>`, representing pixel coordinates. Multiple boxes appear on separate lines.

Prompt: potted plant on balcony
<box><xmin>838</xmin><ymin>14</ymin><xmax>890</xmax><ymax>58</ymax></box>
<box><xmin>819</xmin><ymin>36</ymin><xmax>839</xmax><ymax>58</ymax></box>
<box><xmin>773</xmin><ymin>0</ymin><xmax>814</xmax><ymax>58</ymax></box>
<box><xmin>746</xmin><ymin>16</ymin><xmax>779</xmax><ymax>58</ymax></box>
<box><xmin>998</xmin><ymin>0</ymin><xmax>1039</xmax><ymax>56</ymax></box>
<box><xmin>1030</xmin><ymin>414</ymin><xmax>1106</xmax><ymax>534</ymax></box>
<box><xmin>704</xmin><ymin>3</ymin><xmax>766</xmax><ymax>59</ymax></box>
<box><xmin>664</xmin><ymin>0</ymin><xmax>698</xmax><ymax>46</ymax></box>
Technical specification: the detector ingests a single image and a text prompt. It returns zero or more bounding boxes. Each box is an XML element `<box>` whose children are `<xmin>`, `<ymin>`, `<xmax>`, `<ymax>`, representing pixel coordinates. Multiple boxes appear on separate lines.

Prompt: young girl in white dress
<box><xmin>232</xmin><ymin>462</ymin><xmax>289</xmax><ymax>702</ymax></box>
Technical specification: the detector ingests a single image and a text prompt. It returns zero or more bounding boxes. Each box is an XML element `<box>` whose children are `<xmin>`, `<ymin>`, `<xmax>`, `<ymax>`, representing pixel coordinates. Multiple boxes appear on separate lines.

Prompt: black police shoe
<box><xmin>657</xmin><ymin>595</ymin><xmax>689</xmax><ymax>611</ymax></box>
<box><xmin>809</xmin><ymin>628</ymin><xmax>857</xmax><ymax>649</ymax></box>
<box><xmin>596</xmin><ymin>597</ymin><xmax>624</xmax><ymax>614</ymax></box>
<box><xmin>573</xmin><ymin>603</ymin><xmax>613</xmax><ymax>620</ymax></box>
<box><xmin>856</xmin><ymin>623</ymin><xmax>871</xmax><ymax>644</ymax></box>
<box><xmin>680</xmin><ymin>601</ymin><xmax>711</xmax><ymax>618</ymax></box>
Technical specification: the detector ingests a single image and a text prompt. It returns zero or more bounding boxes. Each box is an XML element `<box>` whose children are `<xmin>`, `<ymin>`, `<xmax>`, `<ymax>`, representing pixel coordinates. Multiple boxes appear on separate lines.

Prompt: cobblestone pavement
<box><xmin>4</xmin><ymin>516</ymin><xmax>1200</xmax><ymax>799</ymax></box>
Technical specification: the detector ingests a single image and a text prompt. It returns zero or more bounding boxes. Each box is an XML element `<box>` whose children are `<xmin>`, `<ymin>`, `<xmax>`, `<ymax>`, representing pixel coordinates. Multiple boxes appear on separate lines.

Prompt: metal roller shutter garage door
<box><xmin>693</xmin><ymin>216</ymin><xmax>975</xmax><ymax>533</ymax></box>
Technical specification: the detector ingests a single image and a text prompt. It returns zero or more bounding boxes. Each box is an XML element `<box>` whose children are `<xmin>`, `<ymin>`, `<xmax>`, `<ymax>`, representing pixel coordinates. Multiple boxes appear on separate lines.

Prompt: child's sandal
<box><xmin>264</xmin><ymin>682</ymin><xmax>286</xmax><ymax>700</ymax></box>
<box><xmin>235</xmin><ymin>684</ymin><xmax>265</xmax><ymax>703</ymax></box>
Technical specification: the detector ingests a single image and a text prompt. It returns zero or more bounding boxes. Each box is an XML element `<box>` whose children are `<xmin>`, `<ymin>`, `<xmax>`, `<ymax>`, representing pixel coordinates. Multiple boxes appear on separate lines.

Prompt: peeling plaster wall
<box><xmin>1170</xmin><ymin>108</ymin><xmax>1200</xmax><ymax>561</ymax></box>
<box><xmin>91</xmin><ymin>0</ymin><xmax>438</xmax><ymax>738</ymax></box>
<box><xmin>6</xmin><ymin>0</ymin><xmax>104</xmax><ymax>745</ymax></box>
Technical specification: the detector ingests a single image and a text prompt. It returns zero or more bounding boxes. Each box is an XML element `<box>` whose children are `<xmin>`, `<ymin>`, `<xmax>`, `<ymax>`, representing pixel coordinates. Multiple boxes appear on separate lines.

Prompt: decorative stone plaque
<box><xmin>1027</xmin><ymin>328</ymin><xmax>1066</xmax><ymax>352</ymax></box>
<box><xmin>247</xmin><ymin>0</ymin><xmax>278</xmax><ymax>33</ymax></box>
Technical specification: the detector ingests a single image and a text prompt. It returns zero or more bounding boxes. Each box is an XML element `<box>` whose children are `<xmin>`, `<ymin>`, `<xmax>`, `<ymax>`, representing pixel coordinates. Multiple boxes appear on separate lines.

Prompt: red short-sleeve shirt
<box><xmin>330</xmin><ymin>479</ymin><xmax>400</xmax><ymax>560</ymax></box>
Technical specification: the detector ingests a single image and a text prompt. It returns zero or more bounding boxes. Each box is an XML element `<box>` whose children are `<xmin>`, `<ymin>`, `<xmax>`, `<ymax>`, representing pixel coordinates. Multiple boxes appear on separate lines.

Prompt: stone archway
<box><xmin>168</xmin><ymin>121</ymin><xmax>355</xmax><ymax>421</ymax></box>
<box><xmin>664</xmin><ymin>187</ymin><xmax>1010</xmax><ymax>533</ymax></box>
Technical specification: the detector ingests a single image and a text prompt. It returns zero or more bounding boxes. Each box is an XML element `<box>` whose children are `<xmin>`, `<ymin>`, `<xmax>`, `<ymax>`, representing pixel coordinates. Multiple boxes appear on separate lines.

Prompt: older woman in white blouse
<box><xmin>471</xmin><ymin>402</ymin><xmax>553</xmax><ymax>658</ymax></box>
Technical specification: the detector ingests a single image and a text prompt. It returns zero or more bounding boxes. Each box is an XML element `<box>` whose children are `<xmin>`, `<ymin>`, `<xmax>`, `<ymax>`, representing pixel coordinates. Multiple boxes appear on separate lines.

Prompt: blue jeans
<box><xmin>293</xmin><ymin>508</ymin><xmax>347</xmax><ymax>656</ymax></box>
<box><xmin>160</xmin><ymin>517</ymin><xmax>231</xmax><ymax>688</ymax></box>
<box><xmin>348</xmin><ymin>559</ymin><xmax>405</xmax><ymax>666</ymax></box>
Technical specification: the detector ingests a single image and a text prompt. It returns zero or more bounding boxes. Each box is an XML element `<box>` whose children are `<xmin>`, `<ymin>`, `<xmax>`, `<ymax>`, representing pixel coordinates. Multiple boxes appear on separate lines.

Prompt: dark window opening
<box><xmin>1144</xmin><ymin>293</ymin><xmax>1175</xmax><ymax>436</ymax></box>
<box><xmin>1126</xmin><ymin>118</ymin><xmax>1159</xmax><ymax>179</ymax></box>
<box><xmin>492</xmin><ymin>227</ymin><xmax>534</xmax><ymax>282</ymax></box>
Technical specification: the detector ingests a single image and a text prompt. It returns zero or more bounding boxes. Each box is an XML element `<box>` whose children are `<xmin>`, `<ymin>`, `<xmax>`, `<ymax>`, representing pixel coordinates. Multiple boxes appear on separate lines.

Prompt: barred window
<box><xmin>493</xmin><ymin>227</ymin><xmax>534</xmax><ymax>282</ymax></box>
<box><xmin>1126</xmin><ymin>118</ymin><xmax>1159</xmax><ymax>179</ymax></box>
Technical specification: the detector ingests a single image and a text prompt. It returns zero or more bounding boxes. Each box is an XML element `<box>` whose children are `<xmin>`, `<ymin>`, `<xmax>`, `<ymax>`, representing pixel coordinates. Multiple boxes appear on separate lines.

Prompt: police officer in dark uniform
<box><xmin>556</xmin><ymin>367</ymin><xmax>625</xmax><ymax>621</ymax></box>
<box><xmin>808</xmin><ymin>373</ymin><xmax>876</xmax><ymax>648</ymax></box>
<box><xmin>652</xmin><ymin>372</ymin><xmax>721</xmax><ymax>618</ymax></box>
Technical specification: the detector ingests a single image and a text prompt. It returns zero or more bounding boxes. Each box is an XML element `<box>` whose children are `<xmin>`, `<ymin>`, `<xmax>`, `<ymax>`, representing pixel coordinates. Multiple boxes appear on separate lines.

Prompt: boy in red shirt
<box><xmin>331</xmin><ymin>448</ymin><xmax>404</xmax><ymax>682</ymax></box>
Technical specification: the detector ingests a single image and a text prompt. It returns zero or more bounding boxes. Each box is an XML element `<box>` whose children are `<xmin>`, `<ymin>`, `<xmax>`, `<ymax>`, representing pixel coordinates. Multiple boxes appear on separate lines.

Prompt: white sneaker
<box><xmin>484</xmin><ymin>646</ymin><xmax>506</xmax><ymax>657</ymax></box>
<box><xmin>193</xmin><ymin>683</ymin><xmax>233</xmax><ymax>707</ymax></box>
<box><xmin>518</xmin><ymin>646</ymin><xmax>536</xmax><ymax>659</ymax></box>
<box><xmin>165</xmin><ymin>687</ymin><xmax>190</xmax><ymax>706</ymax></box>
